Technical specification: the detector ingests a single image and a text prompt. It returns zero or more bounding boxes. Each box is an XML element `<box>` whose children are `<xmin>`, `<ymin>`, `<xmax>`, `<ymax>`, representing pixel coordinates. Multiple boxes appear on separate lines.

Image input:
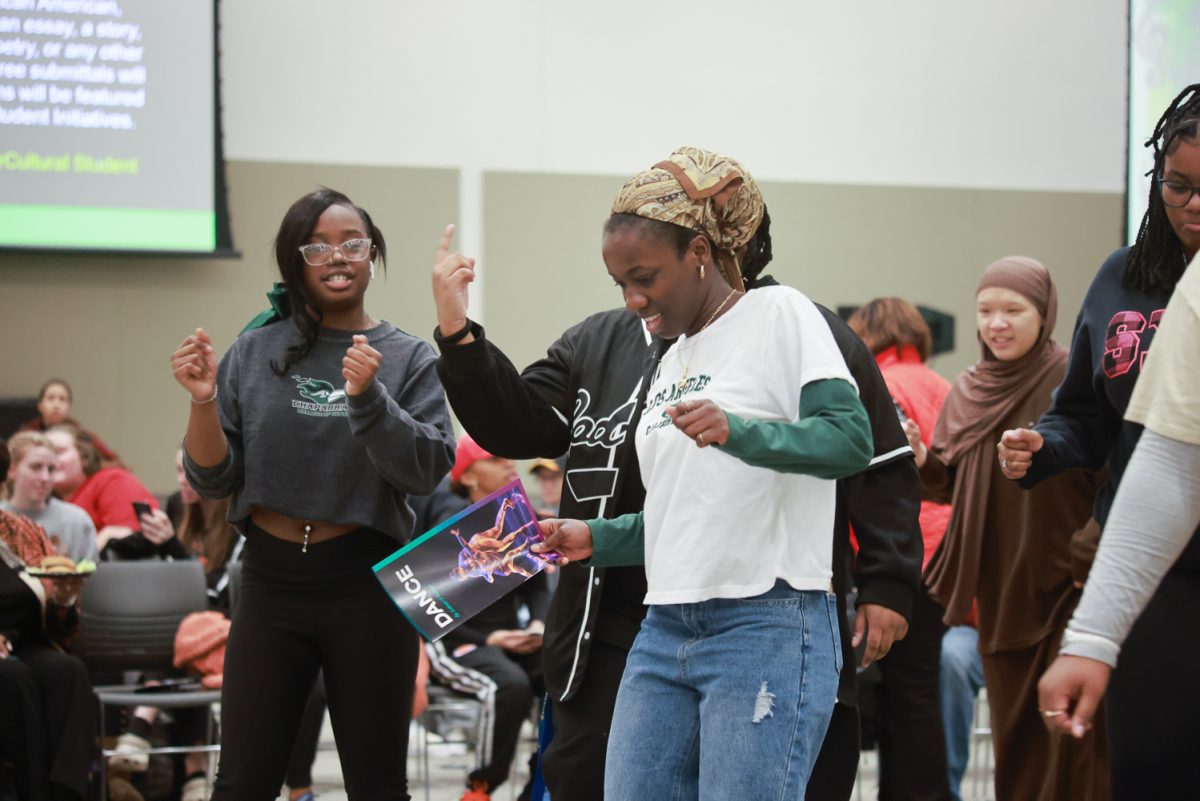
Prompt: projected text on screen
<box><xmin>0</xmin><ymin>0</ymin><xmax>218</xmax><ymax>253</ymax></box>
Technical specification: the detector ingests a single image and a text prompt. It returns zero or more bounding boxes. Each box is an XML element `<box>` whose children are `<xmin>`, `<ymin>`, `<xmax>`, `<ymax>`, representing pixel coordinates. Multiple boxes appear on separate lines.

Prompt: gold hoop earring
<box><xmin>698</xmin><ymin>262</ymin><xmax>706</xmax><ymax>280</ymax></box>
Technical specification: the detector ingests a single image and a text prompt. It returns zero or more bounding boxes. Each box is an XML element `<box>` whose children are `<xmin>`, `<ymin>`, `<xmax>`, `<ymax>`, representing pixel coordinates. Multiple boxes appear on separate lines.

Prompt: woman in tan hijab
<box><xmin>918</xmin><ymin>257</ymin><xmax>1109</xmax><ymax>801</ymax></box>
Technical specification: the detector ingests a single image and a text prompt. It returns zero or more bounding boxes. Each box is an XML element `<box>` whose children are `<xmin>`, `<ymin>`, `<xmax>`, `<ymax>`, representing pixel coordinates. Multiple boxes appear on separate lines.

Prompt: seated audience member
<box><xmin>19</xmin><ymin>378</ymin><xmax>120</xmax><ymax>465</ymax></box>
<box><xmin>3</xmin><ymin>432</ymin><xmax>98</xmax><ymax>563</ymax></box>
<box><xmin>108</xmin><ymin>450</ymin><xmax>243</xmax><ymax>801</ymax></box>
<box><xmin>426</xmin><ymin>435</ymin><xmax>550</xmax><ymax>801</ymax></box>
<box><xmin>0</xmin><ymin>508</ymin><xmax>96</xmax><ymax>801</ymax></box>
<box><xmin>45</xmin><ymin>425</ymin><xmax>172</xmax><ymax>558</ymax></box>
<box><xmin>527</xmin><ymin>456</ymin><xmax>565</xmax><ymax>517</ymax></box>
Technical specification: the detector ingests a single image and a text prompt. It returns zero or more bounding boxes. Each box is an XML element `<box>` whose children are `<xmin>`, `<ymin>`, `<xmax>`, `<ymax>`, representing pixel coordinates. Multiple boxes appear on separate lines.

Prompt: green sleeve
<box><xmin>719</xmin><ymin>378</ymin><xmax>873</xmax><ymax>479</ymax></box>
<box><xmin>584</xmin><ymin>512</ymin><xmax>646</xmax><ymax>567</ymax></box>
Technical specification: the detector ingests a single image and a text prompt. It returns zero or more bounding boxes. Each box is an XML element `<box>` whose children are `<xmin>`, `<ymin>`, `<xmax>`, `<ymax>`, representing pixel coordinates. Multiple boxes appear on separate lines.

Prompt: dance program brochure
<box><xmin>374</xmin><ymin>479</ymin><xmax>561</xmax><ymax>642</ymax></box>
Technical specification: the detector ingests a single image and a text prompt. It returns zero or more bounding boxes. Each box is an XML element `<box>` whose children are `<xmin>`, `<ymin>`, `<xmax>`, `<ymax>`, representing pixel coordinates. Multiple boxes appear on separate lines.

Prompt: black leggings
<box><xmin>212</xmin><ymin>524</ymin><xmax>420</xmax><ymax>801</ymax></box>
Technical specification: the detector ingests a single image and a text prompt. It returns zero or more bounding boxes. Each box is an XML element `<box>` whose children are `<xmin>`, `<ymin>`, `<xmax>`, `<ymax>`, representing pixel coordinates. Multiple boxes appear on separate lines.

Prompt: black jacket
<box><xmin>437</xmin><ymin>290</ymin><xmax>922</xmax><ymax>703</ymax></box>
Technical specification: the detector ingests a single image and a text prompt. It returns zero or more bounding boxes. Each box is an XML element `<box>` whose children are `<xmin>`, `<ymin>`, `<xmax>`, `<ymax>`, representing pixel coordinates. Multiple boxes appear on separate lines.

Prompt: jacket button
<box><xmin>583</xmin><ymin>631</ymin><xmax>591</xmax><ymax>640</ymax></box>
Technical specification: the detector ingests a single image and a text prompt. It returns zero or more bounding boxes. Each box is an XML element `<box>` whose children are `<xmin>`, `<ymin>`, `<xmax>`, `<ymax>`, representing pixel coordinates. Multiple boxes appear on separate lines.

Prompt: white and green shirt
<box><xmin>590</xmin><ymin>285</ymin><xmax>872</xmax><ymax>604</ymax></box>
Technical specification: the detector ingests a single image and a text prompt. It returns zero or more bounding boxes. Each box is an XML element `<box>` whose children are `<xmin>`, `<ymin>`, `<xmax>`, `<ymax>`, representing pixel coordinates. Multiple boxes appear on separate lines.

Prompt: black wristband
<box><xmin>434</xmin><ymin>320</ymin><xmax>473</xmax><ymax>345</ymax></box>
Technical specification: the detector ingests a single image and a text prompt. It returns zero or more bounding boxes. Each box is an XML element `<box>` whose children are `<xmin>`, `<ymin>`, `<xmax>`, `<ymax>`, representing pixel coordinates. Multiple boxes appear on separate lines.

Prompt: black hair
<box><xmin>739</xmin><ymin>207</ymin><xmax>773</xmax><ymax>288</ymax></box>
<box><xmin>602</xmin><ymin>211</ymin><xmax>776</xmax><ymax>284</ymax></box>
<box><xmin>38</xmin><ymin>378</ymin><xmax>72</xmax><ymax>403</ymax></box>
<box><xmin>603</xmin><ymin>213</ymin><xmax>704</xmax><ymax>257</ymax></box>
<box><xmin>1125</xmin><ymin>83</ymin><xmax>1200</xmax><ymax>294</ymax></box>
<box><xmin>271</xmin><ymin>188</ymin><xmax>387</xmax><ymax>376</ymax></box>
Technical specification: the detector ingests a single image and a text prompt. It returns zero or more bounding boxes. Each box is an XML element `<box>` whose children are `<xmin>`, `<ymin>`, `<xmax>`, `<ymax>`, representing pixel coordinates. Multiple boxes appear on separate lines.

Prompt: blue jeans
<box><xmin>605</xmin><ymin>582</ymin><xmax>841</xmax><ymax>801</ymax></box>
<box><xmin>939</xmin><ymin>625</ymin><xmax>984</xmax><ymax>801</ymax></box>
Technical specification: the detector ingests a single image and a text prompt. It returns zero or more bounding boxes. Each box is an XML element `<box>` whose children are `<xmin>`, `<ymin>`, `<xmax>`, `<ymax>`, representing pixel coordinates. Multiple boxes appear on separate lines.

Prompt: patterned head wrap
<box><xmin>611</xmin><ymin>146</ymin><xmax>765</xmax><ymax>291</ymax></box>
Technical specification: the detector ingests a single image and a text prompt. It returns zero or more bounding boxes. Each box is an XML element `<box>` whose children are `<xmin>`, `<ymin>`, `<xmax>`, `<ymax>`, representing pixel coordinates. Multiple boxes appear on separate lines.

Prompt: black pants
<box><xmin>805</xmin><ymin>701</ymin><xmax>861</xmax><ymax>801</ymax></box>
<box><xmin>1106</xmin><ymin>568</ymin><xmax>1200</xmax><ymax>800</ymax></box>
<box><xmin>0</xmin><ymin>643</ymin><xmax>95</xmax><ymax>801</ymax></box>
<box><xmin>874</xmin><ymin>591</ymin><xmax>952</xmax><ymax>801</ymax></box>
<box><xmin>454</xmin><ymin>645</ymin><xmax>542</xmax><ymax>792</ymax></box>
<box><xmin>540</xmin><ymin>640</ymin><xmax>628</xmax><ymax>801</ymax></box>
<box><xmin>285</xmin><ymin>672</ymin><xmax>327</xmax><ymax>789</ymax></box>
<box><xmin>212</xmin><ymin>525</ymin><xmax>419</xmax><ymax>801</ymax></box>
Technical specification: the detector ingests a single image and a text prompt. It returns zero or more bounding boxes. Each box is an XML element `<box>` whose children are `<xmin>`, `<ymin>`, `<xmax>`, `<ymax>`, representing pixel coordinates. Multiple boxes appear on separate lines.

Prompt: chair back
<box><xmin>76</xmin><ymin>560</ymin><xmax>209</xmax><ymax>673</ymax></box>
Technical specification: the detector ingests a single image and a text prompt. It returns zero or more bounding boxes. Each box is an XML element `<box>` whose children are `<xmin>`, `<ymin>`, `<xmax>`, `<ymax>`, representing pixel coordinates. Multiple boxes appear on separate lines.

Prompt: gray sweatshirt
<box><xmin>0</xmin><ymin>498</ymin><xmax>99</xmax><ymax>563</ymax></box>
<box><xmin>184</xmin><ymin>319</ymin><xmax>456</xmax><ymax>543</ymax></box>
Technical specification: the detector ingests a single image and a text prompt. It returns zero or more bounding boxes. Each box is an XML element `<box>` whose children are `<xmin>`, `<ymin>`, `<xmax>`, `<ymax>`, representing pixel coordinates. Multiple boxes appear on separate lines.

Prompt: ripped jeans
<box><xmin>605</xmin><ymin>582</ymin><xmax>841</xmax><ymax>801</ymax></box>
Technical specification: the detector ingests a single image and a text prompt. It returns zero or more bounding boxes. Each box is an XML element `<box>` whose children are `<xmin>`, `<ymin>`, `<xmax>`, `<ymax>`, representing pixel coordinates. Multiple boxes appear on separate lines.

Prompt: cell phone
<box><xmin>134</xmin><ymin>678</ymin><xmax>203</xmax><ymax>694</ymax></box>
<box><xmin>132</xmin><ymin>501</ymin><xmax>153</xmax><ymax>522</ymax></box>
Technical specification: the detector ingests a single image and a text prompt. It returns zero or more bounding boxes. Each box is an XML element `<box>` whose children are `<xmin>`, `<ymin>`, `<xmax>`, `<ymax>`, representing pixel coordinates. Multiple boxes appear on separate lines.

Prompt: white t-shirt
<box><xmin>1125</xmin><ymin>257</ymin><xmax>1200</xmax><ymax>444</ymax></box>
<box><xmin>634</xmin><ymin>285</ymin><xmax>855</xmax><ymax>604</ymax></box>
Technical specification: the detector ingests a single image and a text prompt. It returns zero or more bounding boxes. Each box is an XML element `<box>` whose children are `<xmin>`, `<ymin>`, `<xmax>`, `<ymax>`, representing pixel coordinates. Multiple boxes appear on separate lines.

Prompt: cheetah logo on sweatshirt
<box><xmin>290</xmin><ymin>375</ymin><xmax>349</xmax><ymax>417</ymax></box>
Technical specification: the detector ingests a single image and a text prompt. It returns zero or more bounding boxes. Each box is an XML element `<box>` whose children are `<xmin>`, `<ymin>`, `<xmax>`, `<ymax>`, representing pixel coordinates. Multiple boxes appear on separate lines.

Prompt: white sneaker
<box><xmin>107</xmin><ymin>732</ymin><xmax>150</xmax><ymax>773</ymax></box>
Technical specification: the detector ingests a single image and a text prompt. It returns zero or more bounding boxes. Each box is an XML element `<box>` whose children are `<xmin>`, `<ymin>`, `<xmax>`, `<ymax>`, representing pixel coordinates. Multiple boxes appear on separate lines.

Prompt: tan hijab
<box><xmin>924</xmin><ymin>256</ymin><xmax>1068</xmax><ymax>623</ymax></box>
<box><xmin>611</xmin><ymin>146</ymin><xmax>764</xmax><ymax>291</ymax></box>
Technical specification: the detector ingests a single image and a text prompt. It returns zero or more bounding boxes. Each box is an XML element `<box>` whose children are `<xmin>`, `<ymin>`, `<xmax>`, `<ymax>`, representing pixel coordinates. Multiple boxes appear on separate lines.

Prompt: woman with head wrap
<box><xmin>531</xmin><ymin>147</ymin><xmax>874</xmax><ymax>799</ymax></box>
<box><xmin>433</xmin><ymin>147</ymin><xmax>920</xmax><ymax>801</ymax></box>
<box><xmin>918</xmin><ymin>258</ymin><xmax>1109</xmax><ymax>801</ymax></box>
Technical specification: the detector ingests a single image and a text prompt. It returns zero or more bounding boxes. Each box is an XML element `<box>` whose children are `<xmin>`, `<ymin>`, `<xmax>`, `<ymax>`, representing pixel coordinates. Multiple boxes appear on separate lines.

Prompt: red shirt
<box><xmin>875</xmin><ymin>345</ymin><xmax>952</xmax><ymax>570</ymax></box>
<box><xmin>68</xmin><ymin>467</ymin><xmax>157</xmax><ymax>530</ymax></box>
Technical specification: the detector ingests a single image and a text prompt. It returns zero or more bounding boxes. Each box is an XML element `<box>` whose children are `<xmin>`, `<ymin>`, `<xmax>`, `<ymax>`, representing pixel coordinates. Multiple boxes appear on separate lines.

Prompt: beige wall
<box><xmin>483</xmin><ymin>172</ymin><xmax>1123</xmax><ymax>378</ymax></box>
<box><xmin>2</xmin><ymin>164</ymin><xmax>1122</xmax><ymax>494</ymax></box>
<box><xmin>1</xmin><ymin>160</ymin><xmax>458</xmax><ymax>494</ymax></box>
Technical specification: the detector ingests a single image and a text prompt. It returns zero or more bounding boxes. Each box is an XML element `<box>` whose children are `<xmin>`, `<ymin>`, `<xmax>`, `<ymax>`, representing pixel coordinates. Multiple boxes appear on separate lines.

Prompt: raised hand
<box><xmin>997</xmin><ymin>428</ymin><xmax>1044</xmax><ymax>479</ymax></box>
<box><xmin>666</xmin><ymin>399</ymin><xmax>730</xmax><ymax>448</ymax></box>
<box><xmin>343</xmin><ymin>335</ymin><xmax>382</xmax><ymax>396</ymax></box>
<box><xmin>432</xmin><ymin>223</ymin><xmax>476</xmax><ymax>339</ymax></box>
<box><xmin>171</xmin><ymin>328</ymin><xmax>218</xmax><ymax>403</ymax></box>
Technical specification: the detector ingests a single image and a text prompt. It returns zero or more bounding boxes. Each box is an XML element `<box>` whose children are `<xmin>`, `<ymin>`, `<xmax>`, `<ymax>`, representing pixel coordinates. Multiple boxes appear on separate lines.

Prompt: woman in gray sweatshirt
<box><xmin>172</xmin><ymin>188</ymin><xmax>456</xmax><ymax>801</ymax></box>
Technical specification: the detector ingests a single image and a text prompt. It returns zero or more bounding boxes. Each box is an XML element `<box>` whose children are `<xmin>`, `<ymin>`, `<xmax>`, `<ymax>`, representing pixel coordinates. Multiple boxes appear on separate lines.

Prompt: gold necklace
<box><xmin>675</xmin><ymin>287</ymin><xmax>742</xmax><ymax>392</ymax></box>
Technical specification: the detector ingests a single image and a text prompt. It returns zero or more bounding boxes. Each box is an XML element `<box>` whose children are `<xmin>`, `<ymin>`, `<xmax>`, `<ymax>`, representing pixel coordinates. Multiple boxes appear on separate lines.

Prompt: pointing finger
<box><xmin>436</xmin><ymin>224</ymin><xmax>456</xmax><ymax>262</ymax></box>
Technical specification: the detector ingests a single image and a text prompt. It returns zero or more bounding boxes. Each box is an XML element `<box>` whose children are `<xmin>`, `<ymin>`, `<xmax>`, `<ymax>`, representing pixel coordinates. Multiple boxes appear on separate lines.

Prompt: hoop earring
<box><xmin>698</xmin><ymin>262</ymin><xmax>705</xmax><ymax>280</ymax></box>
<box><xmin>369</xmin><ymin>261</ymin><xmax>376</xmax><ymax>279</ymax></box>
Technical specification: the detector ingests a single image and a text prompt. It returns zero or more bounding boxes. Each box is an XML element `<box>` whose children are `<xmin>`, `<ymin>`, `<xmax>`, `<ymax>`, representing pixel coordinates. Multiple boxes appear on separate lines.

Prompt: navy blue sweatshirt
<box><xmin>1021</xmin><ymin>247</ymin><xmax>1200</xmax><ymax>573</ymax></box>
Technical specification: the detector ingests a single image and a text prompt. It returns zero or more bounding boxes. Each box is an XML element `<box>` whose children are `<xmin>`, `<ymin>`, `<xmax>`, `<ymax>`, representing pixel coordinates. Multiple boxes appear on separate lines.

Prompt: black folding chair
<box><xmin>76</xmin><ymin>561</ymin><xmax>222</xmax><ymax>801</ymax></box>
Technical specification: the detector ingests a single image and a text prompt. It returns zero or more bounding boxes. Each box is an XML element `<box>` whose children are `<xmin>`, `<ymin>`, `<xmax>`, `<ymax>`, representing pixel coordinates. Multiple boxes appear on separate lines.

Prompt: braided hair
<box><xmin>740</xmin><ymin>207</ymin><xmax>774</xmax><ymax>288</ymax></box>
<box><xmin>1125</xmin><ymin>83</ymin><xmax>1200</xmax><ymax>294</ymax></box>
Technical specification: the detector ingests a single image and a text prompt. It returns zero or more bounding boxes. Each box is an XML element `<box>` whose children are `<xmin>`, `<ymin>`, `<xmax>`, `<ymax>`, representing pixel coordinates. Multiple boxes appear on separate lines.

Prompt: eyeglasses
<box><xmin>298</xmin><ymin>238</ymin><xmax>372</xmax><ymax>266</ymax></box>
<box><xmin>1158</xmin><ymin>175</ymin><xmax>1200</xmax><ymax>209</ymax></box>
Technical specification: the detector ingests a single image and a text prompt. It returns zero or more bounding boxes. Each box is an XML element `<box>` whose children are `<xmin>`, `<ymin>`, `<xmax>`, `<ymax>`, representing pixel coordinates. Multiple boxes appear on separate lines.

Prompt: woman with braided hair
<box><xmin>533</xmin><ymin>147</ymin><xmax>874</xmax><ymax>799</ymax></box>
<box><xmin>997</xmin><ymin>83</ymin><xmax>1200</xmax><ymax>799</ymax></box>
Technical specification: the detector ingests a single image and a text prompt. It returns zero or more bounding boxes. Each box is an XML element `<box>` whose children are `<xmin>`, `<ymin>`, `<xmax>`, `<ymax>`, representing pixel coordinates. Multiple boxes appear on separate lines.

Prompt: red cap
<box><xmin>451</xmin><ymin>434</ymin><xmax>493</xmax><ymax>485</ymax></box>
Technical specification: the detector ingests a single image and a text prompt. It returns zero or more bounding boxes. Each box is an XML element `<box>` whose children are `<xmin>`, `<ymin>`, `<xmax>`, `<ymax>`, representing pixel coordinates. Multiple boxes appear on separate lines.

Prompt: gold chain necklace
<box><xmin>674</xmin><ymin>287</ymin><xmax>742</xmax><ymax>392</ymax></box>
